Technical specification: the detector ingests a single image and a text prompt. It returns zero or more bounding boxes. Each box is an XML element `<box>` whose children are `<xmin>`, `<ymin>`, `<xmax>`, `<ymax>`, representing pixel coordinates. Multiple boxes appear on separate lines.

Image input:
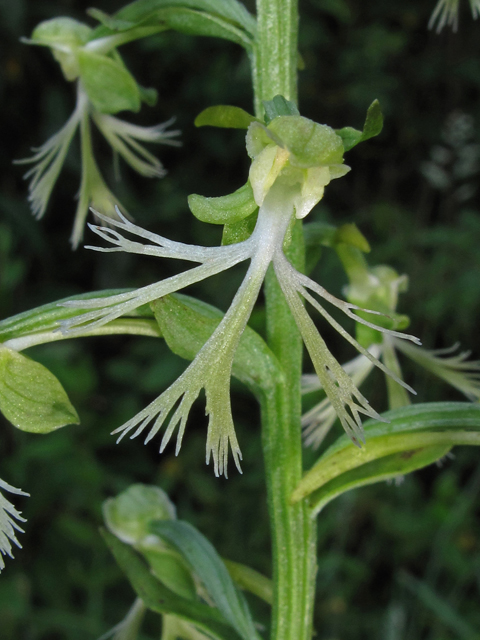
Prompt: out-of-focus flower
<box><xmin>0</xmin><ymin>477</ymin><xmax>28</xmax><ymax>572</ymax></box>
<box><xmin>428</xmin><ymin>0</ymin><xmax>480</xmax><ymax>33</ymax></box>
<box><xmin>17</xmin><ymin>17</ymin><xmax>180</xmax><ymax>248</ymax></box>
<box><xmin>302</xmin><ymin>246</ymin><xmax>480</xmax><ymax>448</ymax></box>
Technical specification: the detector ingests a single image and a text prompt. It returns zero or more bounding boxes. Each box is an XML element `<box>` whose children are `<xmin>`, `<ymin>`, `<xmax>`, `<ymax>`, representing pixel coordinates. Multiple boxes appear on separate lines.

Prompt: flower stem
<box><xmin>253</xmin><ymin>1</ymin><xmax>317</xmax><ymax>637</ymax></box>
<box><xmin>253</xmin><ymin>0</ymin><xmax>299</xmax><ymax>113</ymax></box>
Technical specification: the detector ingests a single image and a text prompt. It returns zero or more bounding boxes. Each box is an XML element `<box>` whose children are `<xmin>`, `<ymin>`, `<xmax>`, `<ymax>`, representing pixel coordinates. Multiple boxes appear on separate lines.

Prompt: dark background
<box><xmin>0</xmin><ymin>0</ymin><xmax>479</xmax><ymax>638</ymax></box>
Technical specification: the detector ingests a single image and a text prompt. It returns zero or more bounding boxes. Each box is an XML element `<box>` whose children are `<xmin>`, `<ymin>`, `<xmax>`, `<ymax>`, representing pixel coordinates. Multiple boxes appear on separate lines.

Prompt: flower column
<box><xmin>253</xmin><ymin>1</ymin><xmax>317</xmax><ymax>639</ymax></box>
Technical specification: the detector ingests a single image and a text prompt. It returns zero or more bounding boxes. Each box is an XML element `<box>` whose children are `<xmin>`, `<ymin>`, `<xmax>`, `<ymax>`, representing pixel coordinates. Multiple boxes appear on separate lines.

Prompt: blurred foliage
<box><xmin>0</xmin><ymin>0</ymin><xmax>479</xmax><ymax>638</ymax></box>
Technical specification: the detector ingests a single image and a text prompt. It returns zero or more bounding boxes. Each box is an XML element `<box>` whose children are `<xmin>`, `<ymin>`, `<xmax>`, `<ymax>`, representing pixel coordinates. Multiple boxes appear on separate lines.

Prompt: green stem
<box><xmin>253</xmin><ymin>0</ymin><xmax>299</xmax><ymax>114</ymax></box>
<box><xmin>253</xmin><ymin>2</ymin><xmax>317</xmax><ymax>637</ymax></box>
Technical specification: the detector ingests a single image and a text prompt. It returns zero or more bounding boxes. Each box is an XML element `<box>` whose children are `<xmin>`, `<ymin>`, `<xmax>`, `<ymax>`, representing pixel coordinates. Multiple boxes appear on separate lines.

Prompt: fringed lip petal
<box><xmin>92</xmin><ymin>111</ymin><xmax>181</xmax><ymax>179</ymax></box>
<box><xmin>302</xmin><ymin>347</ymin><xmax>381</xmax><ymax>449</ymax></box>
<box><xmin>393</xmin><ymin>338</ymin><xmax>480</xmax><ymax>401</ymax></box>
<box><xmin>59</xmin><ymin>254</ymin><xmax>248</xmax><ymax>335</ymax></box>
<box><xmin>15</xmin><ymin>102</ymin><xmax>83</xmax><ymax>219</ymax></box>
<box><xmin>86</xmin><ymin>208</ymin><xmax>250</xmax><ymax>262</ymax></box>
<box><xmin>294</xmin><ymin>270</ymin><xmax>422</xmax><ymax>346</ymax></box>
<box><xmin>110</xmin><ymin>250</ymin><xmax>273</xmax><ymax>477</ymax></box>
<box><xmin>274</xmin><ymin>251</ymin><xmax>386</xmax><ymax>446</ymax></box>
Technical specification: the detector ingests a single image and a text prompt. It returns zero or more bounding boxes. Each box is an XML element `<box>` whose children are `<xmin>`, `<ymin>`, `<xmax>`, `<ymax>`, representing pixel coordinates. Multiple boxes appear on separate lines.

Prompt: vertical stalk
<box><xmin>253</xmin><ymin>1</ymin><xmax>317</xmax><ymax>638</ymax></box>
<box><xmin>253</xmin><ymin>0</ymin><xmax>299</xmax><ymax>113</ymax></box>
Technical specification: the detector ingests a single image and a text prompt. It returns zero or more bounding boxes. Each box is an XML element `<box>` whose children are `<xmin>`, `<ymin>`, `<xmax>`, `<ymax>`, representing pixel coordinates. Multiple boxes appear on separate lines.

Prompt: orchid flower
<box><xmin>0</xmin><ymin>477</ymin><xmax>28</xmax><ymax>572</ymax></box>
<box><xmin>302</xmin><ymin>246</ymin><xmax>480</xmax><ymax>448</ymax></box>
<box><xmin>59</xmin><ymin>104</ymin><xmax>420</xmax><ymax>476</ymax></box>
<box><xmin>17</xmin><ymin>17</ymin><xmax>179</xmax><ymax>248</ymax></box>
<box><xmin>428</xmin><ymin>0</ymin><xmax>480</xmax><ymax>32</ymax></box>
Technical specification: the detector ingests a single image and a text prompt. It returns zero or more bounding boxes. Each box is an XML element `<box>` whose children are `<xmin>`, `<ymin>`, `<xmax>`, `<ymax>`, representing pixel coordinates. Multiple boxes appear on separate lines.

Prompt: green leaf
<box><xmin>87</xmin><ymin>8</ymin><xmax>135</xmax><ymax>31</ymax></box>
<box><xmin>0</xmin><ymin>347</ymin><xmax>79</xmax><ymax>433</ymax></box>
<box><xmin>101</xmin><ymin>528</ymin><xmax>242</xmax><ymax>640</ymax></box>
<box><xmin>267</xmin><ymin>116</ymin><xmax>345</xmax><ymax>167</ymax></box>
<box><xmin>0</xmin><ymin>289</ymin><xmax>152</xmax><ymax>343</ymax></box>
<box><xmin>223</xmin><ymin>559</ymin><xmax>273</xmax><ymax>605</ymax></box>
<box><xmin>221</xmin><ymin>212</ymin><xmax>258</xmax><ymax>245</ymax></box>
<box><xmin>303</xmin><ymin>221</ymin><xmax>337</xmax><ymax>248</ymax></box>
<box><xmin>150</xmin><ymin>520</ymin><xmax>261</xmax><ymax>640</ymax></box>
<box><xmin>138</xmin><ymin>84</ymin><xmax>158</xmax><ymax>106</ymax></box>
<box><xmin>336</xmin><ymin>99</ymin><xmax>384</xmax><ymax>152</ymax></box>
<box><xmin>195</xmin><ymin>105</ymin><xmax>257</xmax><ymax>129</ymax></box>
<box><xmin>398</xmin><ymin>572</ymin><xmax>480</xmax><ymax>640</ymax></box>
<box><xmin>78</xmin><ymin>50</ymin><xmax>141</xmax><ymax>114</ymax></box>
<box><xmin>89</xmin><ymin>3</ymin><xmax>255</xmax><ymax>49</ymax></box>
<box><xmin>103</xmin><ymin>484</ymin><xmax>176</xmax><ymax>545</ymax></box>
<box><xmin>151</xmin><ymin>293</ymin><xmax>283</xmax><ymax>395</ymax></box>
<box><xmin>262</xmin><ymin>95</ymin><xmax>300</xmax><ymax>124</ymax></box>
<box><xmin>153</xmin><ymin>8</ymin><xmax>254</xmax><ymax>47</ymax></box>
<box><xmin>31</xmin><ymin>17</ymin><xmax>92</xmax><ymax>47</ymax></box>
<box><xmin>292</xmin><ymin>403</ymin><xmax>480</xmax><ymax>515</ymax></box>
<box><xmin>334</xmin><ymin>223</ymin><xmax>371</xmax><ymax>253</ymax></box>
<box><xmin>188</xmin><ymin>182</ymin><xmax>257</xmax><ymax>225</ymax></box>
<box><xmin>103</xmin><ymin>484</ymin><xmax>196</xmax><ymax>600</ymax></box>
<box><xmin>142</xmin><ymin>547</ymin><xmax>197</xmax><ymax>600</ymax></box>
<box><xmin>91</xmin><ymin>0</ymin><xmax>257</xmax><ymax>37</ymax></box>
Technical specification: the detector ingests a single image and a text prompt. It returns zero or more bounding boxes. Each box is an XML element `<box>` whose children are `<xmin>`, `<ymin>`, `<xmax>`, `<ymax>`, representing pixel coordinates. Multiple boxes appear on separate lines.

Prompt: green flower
<box><xmin>58</xmin><ymin>108</ymin><xmax>419</xmax><ymax>475</ymax></box>
<box><xmin>17</xmin><ymin>18</ymin><xmax>179</xmax><ymax>248</ymax></box>
<box><xmin>246</xmin><ymin>115</ymin><xmax>350</xmax><ymax>218</ymax></box>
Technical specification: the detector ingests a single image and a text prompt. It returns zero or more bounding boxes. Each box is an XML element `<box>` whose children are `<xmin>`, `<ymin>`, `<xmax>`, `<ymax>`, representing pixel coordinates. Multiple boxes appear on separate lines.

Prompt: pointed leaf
<box><xmin>334</xmin><ymin>223</ymin><xmax>371</xmax><ymax>252</ymax></box>
<box><xmin>103</xmin><ymin>484</ymin><xmax>196</xmax><ymax>600</ymax></box>
<box><xmin>188</xmin><ymin>182</ymin><xmax>257</xmax><ymax>225</ymax></box>
<box><xmin>138</xmin><ymin>84</ymin><xmax>158</xmax><ymax>106</ymax></box>
<box><xmin>0</xmin><ymin>347</ymin><xmax>79</xmax><ymax>433</ymax></box>
<box><xmin>101</xmin><ymin>528</ymin><xmax>242</xmax><ymax>640</ymax></box>
<box><xmin>78</xmin><ymin>50</ymin><xmax>141</xmax><ymax>114</ymax></box>
<box><xmin>88</xmin><ymin>8</ymin><xmax>135</xmax><ymax>31</ymax></box>
<box><xmin>195</xmin><ymin>106</ymin><xmax>257</xmax><ymax>129</ymax></box>
<box><xmin>223</xmin><ymin>559</ymin><xmax>273</xmax><ymax>605</ymax></box>
<box><xmin>292</xmin><ymin>403</ymin><xmax>480</xmax><ymax>515</ymax></box>
<box><xmin>153</xmin><ymin>8</ymin><xmax>254</xmax><ymax>47</ymax></box>
<box><xmin>90</xmin><ymin>0</ymin><xmax>257</xmax><ymax>37</ymax></box>
<box><xmin>221</xmin><ymin>212</ymin><xmax>257</xmax><ymax>245</ymax></box>
<box><xmin>150</xmin><ymin>520</ymin><xmax>261</xmax><ymax>640</ymax></box>
<box><xmin>398</xmin><ymin>572</ymin><xmax>480</xmax><ymax>640</ymax></box>
<box><xmin>336</xmin><ymin>99</ymin><xmax>384</xmax><ymax>152</ymax></box>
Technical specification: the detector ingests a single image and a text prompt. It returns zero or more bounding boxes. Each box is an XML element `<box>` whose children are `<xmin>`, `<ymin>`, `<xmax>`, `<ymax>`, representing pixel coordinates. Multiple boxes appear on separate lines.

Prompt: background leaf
<box><xmin>101</xmin><ymin>528</ymin><xmax>242</xmax><ymax>640</ymax></box>
<box><xmin>0</xmin><ymin>347</ymin><xmax>79</xmax><ymax>433</ymax></box>
<box><xmin>150</xmin><ymin>520</ymin><xmax>261</xmax><ymax>640</ymax></box>
<box><xmin>195</xmin><ymin>105</ymin><xmax>257</xmax><ymax>129</ymax></box>
<box><xmin>292</xmin><ymin>403</ymin><xmax>480</xmax><ymax>515</ymax></box>
<box><xmin>78</xmin><ymin>50</ymin><xmax>141</xmax><ymax>114</ymax></box>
